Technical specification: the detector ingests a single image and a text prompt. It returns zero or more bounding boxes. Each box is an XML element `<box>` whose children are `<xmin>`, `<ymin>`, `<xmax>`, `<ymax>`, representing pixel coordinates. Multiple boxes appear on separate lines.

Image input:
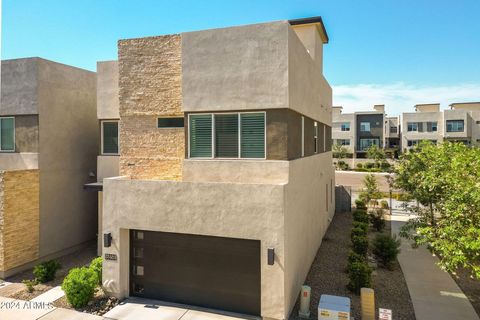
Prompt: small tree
<box><xmin>366</xmin><ymin>145</ymin><xmax>386</xmax><ymax>168</ymax></box>
<box><xmin>333</xmin><ymin>144</ymin><xmax>348</xmax><ymax>159</ymax></box>
<box><xmin>359</xmin><ymin>174</ymin><xmax>381</xmax><ymax>207</ymax></box>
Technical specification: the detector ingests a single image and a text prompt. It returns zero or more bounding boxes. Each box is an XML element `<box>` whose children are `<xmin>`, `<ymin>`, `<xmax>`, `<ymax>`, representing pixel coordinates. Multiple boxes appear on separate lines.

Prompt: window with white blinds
<box><xmin>189</xmin><ymin>112</ymin><xmax>265</xmax><ymax>159</ymax></box>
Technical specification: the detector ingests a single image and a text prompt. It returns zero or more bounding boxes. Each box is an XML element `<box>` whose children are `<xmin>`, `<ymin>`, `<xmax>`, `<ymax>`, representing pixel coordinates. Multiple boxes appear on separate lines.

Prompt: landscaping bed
<box><xmin>53</xmin><ymin>287</ymin><xmax>120</xmax><ymax>316</ymax></box>
<box><xmin>289</xmin><ymin>211</ymin><xmax>415</xmax><ymax>320</ymax></box>
<box><xmin>450</xmin><ymin>266</ymin><xmax>480</xmax><ymax>317</ymax></box>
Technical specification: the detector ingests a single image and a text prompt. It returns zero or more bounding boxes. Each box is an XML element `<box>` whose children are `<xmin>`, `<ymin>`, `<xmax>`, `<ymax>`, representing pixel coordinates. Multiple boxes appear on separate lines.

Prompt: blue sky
<box><xmin>2</xmin><ymin>0</ymin><xmax>480</xmax><ymax>114</ymax></box>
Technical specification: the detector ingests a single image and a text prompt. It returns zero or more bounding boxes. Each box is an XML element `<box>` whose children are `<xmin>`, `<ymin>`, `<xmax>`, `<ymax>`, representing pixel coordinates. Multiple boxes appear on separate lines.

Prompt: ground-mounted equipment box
<box><xmin>318</xmin><ymin>294</ymin><xmax>351</xmax><ymax>320</ymax></box>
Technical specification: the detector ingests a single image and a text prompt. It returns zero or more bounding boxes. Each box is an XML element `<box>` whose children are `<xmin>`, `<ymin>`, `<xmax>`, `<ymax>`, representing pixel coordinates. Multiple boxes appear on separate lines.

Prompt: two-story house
<box><xmin>100</xmin><ymin>18</ymin><xmax>335</xmax><ymax>320</ymax></box>
<box><xmin>0</xmin><ymin>58</ymin><xmax>98</xmax><ymax>277</ymax></box>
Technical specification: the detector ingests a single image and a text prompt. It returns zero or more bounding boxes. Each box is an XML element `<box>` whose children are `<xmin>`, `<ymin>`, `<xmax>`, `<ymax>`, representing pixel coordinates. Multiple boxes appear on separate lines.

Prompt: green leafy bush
<box><xmin>352</xmin><ymin>221</ymin><xmax>368</xmax><ymax>233</ymax></box>
<box><xmin>373</xmin><ymin>234</ymin><xmax>401</xmax><ymax>269</ymax></box>
<box><xmin>22</xmin><ymin>279</ymin><xmax>38</xmax><ymax>293</ymax></box>
<box><xmin>355</xmin><ymin>199</ymin><xmax>366</xmax><ymax>209</ymax></box>
<box><xmin>351</xmin><ymin>234</ymin><xmax>369</xmax><ymax>256</ymax></box>
<box><xmin>364</xmin><ymin>162</ymin><xmax>375</xmax><ymax>169</ymax></box>
<box><xmin>356</xmin><ymin>163</ymin><xmax>363</xmax><ymax>169</ymax></box>
<box><xmin>33</xmin><ymin>260</ymin><xmax>61</xmax><ymax>283</ymax></box>
<box><xmin>347</xmin><ymin>261</ymin><xmax>372</xmax><ymax>293</ymax></box>
<box><xmin>353</xmin><ymin>210</ymin><xmax>369</xmax><ymax>224</ymax></box>
<box><xmin>370</xmin><ymin>208</ymin><xmax>386</xmax><ymax>232</ymax></box>
<box><xmin>348</xmin><ymin>250</ymin><xmax>366</xmax><ymax>265</ymax></box>
<box><xmin>62</xmin><ymin>267</ymin><xmax>98</xmax><ymax>308</ymax></box>
<box><xmin>380</xmin><ymin>200</ymin><xmax>389</xmax><ymax>209</ymax></box>
<box><xmin>380</xmin><ymin>161</ymin><xmax>391</xmax><ymax>171</ymax></box>
<box><xmin>89</xmin><ymin>257</ymin><xmax>103</xmax><ymax>285</ymax></box>
<box><xmin>337</xmin><ymin>160</ymin><xmax>350</xmax><ymax>171</ymax></box>
<box><xmin>351</xmin><ymin>227</ymin><xmax>367</xmax><ymax>241</ymax></box>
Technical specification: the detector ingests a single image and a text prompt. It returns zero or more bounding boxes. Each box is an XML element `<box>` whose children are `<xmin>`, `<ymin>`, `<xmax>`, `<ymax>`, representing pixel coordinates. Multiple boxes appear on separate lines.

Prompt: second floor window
<box><xmin>337</xmin><ymin>139</ymin><xmax>350</xmax><ymax>146</ymax></box>
<box><xmin>446</xmin><ymin>120</ymin><xmax>464</xmax><ymax>132</ymax></box>
<box><xmin>341</xmin><ymin>122</ymin><xmax>350</xmax><ymax>131</ymax></box>
<box><xmin>102</xmin><ymin>121</ymin><xmax>119</xmax><ymax>155</ymax></box>
<box><xmin>0</xmin><ymin>117</ymin><xmax>15</xmax><ymax>152</ymax></box>
<box><xmin>407</xmin><ymin>122</ymin><xmax>418</xmax><ymax>132</ymax></box>
<box><xmin>189</xmin><ymin>112</ymin><xmax>265</xmax><ymax>159</ymax></box>
<box><xmin>389</xmin><ymin>126</ymin><xmax>397</xmax><ymax>133</ymax></box>
<box><xmin>360</xmin><ymin>122</ymin><xmax>370</xmax><ymax>132</ymax></box>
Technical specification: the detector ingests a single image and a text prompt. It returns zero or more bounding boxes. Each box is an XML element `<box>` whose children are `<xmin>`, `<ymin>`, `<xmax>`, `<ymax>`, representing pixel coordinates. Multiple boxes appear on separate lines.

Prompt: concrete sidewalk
<box><xmin>391</xmin><ymin>220</ymin><xmax>479</xmax><ymax>320</ymax></box>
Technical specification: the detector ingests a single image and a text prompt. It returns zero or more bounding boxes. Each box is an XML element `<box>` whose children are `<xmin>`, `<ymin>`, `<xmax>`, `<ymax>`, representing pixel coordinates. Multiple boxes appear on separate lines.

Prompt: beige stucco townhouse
<box><xmin>98</xmin><ymin>17</ymin><xmax>335</xmax><ymax>320</ymax></box>
<box><xmin>0</xmin><ymin>58</ymin><xmax>98</xmax><ymax>277</ymax></box>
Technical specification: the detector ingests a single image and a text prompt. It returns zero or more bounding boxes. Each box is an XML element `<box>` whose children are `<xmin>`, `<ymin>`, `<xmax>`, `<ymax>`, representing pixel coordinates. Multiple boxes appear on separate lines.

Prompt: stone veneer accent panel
<box><xmin>0</xmin><ymin>170</ymin><xmax>39</xmax><ymax>272</ymax></box>
<box><xmin>118</xmin><ymin>35</ymin><xmax>184</xmax><ymax>180</ymax></box>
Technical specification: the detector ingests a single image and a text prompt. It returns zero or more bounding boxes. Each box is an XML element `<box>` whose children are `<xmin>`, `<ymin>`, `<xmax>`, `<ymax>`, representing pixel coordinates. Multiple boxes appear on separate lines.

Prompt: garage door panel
<box><xmin>130</xmin><ymin>230</ymin><xmax>261</xmax><ymax>316</ymax></box>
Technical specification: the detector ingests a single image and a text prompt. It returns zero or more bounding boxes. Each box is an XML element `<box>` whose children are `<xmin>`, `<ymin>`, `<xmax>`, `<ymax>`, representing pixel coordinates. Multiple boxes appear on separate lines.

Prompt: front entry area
<box><xmin>130</xmin><ymin>230</ymin><xmax>261</xmax><ymax>316</ymax></box>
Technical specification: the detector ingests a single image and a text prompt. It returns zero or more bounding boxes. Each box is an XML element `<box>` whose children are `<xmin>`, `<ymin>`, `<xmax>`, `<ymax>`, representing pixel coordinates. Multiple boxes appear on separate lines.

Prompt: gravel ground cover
<box><xmin>289</xmin><ymin>211</ymin><xmax>415</xmax><ymax>320</ymax></box>
<box><xmin>450</xmin><ymin>267</ymin><xmax>480</xmax><ymax>318</ymax></box>
<box><xmin>53</xmin><ymin>287</ymin><xmax>120</xmax><ymax>316</ymax></box>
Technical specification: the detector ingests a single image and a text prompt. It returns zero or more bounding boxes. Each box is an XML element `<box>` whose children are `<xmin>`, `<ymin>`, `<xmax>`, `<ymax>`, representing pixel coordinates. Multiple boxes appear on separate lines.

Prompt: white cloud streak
<box><xmin>332</xmin><ymin>83</ymin><xmax>480</xmax><ymax>115</ymax></box>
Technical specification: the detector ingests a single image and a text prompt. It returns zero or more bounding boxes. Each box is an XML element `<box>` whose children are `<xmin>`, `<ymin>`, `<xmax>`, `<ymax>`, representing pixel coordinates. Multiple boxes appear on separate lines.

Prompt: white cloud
<box><xmin>332</xmin><ymin>83</ymin><xmax>480</xmax><ymax>115</ymax></box>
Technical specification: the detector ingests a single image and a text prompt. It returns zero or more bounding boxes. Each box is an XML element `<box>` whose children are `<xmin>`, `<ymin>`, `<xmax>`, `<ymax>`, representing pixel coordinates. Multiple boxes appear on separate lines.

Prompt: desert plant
<box><xmin>337</xmin><ymin>160</ymin><xmax>349</xmax><ymax>171</ymax></box>
<box><xmin>352</xmin><ymin>221</ymin><xmax>368</xmax><ymax>233</ymax></box>
<box><xmin>373</xmin><ymin>234</ymin><xmax>401</xmax><ymax>269</ymax></box>
<box><xmin>355</xmin><ymin>199</ymin><xmax>367</xmax><ymax>210</ymax></box>
<box><xmin>364</xmin><ymin>162</ymin><xmax>375</xmax><ymax>169</ymax></box>
<box><xmin>33</xmin><ymin>260</ymin><xmax>61</xmax><ymax>283</ymax></box>
<box><xmin>22</xmin><ymin>279</ymin><xmax>38</xmax><ymax>293</ymax></box>
<box><xmin>353</xmin><ymin>210</ymin><xmax>369</xmax><ymax>224</ymax></box>
<box><xmin>347</xmin><ymin>260</ymin><xmax>372</xmax><ymax>294</ymax></box>
<box><xmin>356</xmin><ymin>163</ymin><xmax>363</xmax><ymax>169</ymax></box>
<box><xmin>370</xmin><ymin>208</ymin><xmax>386</xmax><ymax>232</ymax></box>
<box><xmin>351</xmin><ymin>234</ymin><xmax>369</xmax><ymax>256</ymax></box>
<box><xmin>89</xmin><ymin>257</ymin><xmax>103</xmax><ymax>285</ymax></box>
<box><xmin>348</xmin><ymin>250</ymin><xmax>366</xmax><ymax>265</ymax></box>
<box><xmin>62</xmin><ymin>267</ymin><xmax>98</xmax><ymax>308</ymax></box>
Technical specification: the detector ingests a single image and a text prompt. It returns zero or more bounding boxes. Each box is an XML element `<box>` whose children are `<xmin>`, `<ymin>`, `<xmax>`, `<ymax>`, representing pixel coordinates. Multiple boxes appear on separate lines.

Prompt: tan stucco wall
<box><xmin>97</xmin><ymin>155</ymin><xmax>119</xmax><ymax>182</ymax></box>
<box><xmin>37</xmin><ymin>59</ymin><xmax>98</xmax><ymax>257</ymax></box>
<box><xmin>291</xmin><ymin>24</ymin><xmax>323</xmax><ymax>73</ymax></box>
<box><xmin>0</xmin><ymin>170</ymin><xmax>39</xmax><ymax>273</ymax></box>
<box><xmin>288</xmin><ymin>27</ymin><xmax>332</xmax><ymax>123</ymax></box>
<box><xmin>284</xmin><ymin>153</ymin><xmax>335</xmax><ymax>316</ymax></box>
<box><xmin>182</xmin><ymin>159</ymin><xmax>289</xmax><ymax>184</ymax></box>
<box><xmin>102</xmin><ymin>177</ymin><xmax>286</xmax><ymax>319</ymax></box>
<box><xmin>0</xmin><ymin>153</ymin><xmax>38</xmax><ymax>170</ymax></box>
<box><xmin>1</xmin><ymin>58</ymin><xmax>39</xmax><ymax>115</ymax></box>
<box><xmin>97</xmin><ymin>61</ymin><xmax>120</xmax><ymax>120</ymax></box>
<box><xmin>118</xmin><ymin>35</ymin><xmax>184</xmax><ymax>180</ymax></box>
<box><xmin>402</xmin><ymin>111</ymin><xmax>443</xmax><ymax>149</ymax></box>
<box><xmin>182</xmin><ymin>21</ymin><xmax>289</xmax><ymax>113</ymax></box>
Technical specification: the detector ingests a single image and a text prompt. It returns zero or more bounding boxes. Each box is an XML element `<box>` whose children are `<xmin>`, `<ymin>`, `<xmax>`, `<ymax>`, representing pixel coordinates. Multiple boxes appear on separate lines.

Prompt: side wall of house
<box><xmin>37</xmin><ymin>59</ymin><xmax>98</xmax><ymax>258</ymax></box>
<box><xmin>118</xmin><ymin>35</ymin><xmax>184</xmax><ymax>180</ymax></box>
<box><xmin>0</xmin><ymin>170</ymin><xmax>39</xmax><ymax>276</ymax></box>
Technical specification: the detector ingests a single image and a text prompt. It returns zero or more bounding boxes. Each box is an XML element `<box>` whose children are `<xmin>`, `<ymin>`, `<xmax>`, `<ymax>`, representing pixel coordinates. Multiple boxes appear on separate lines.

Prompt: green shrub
<box><xmin>351</xmin><ymin>234</ymin><xmax>369</xmax><ymax>256</ymax></box>
<box><xmin>380</xmin><ymin>200</ymin><xmax>389</xmax><ymax>209</ymax></box>
<box><xmin>380</xmin><ymin>161</ymin><xmax>391</xmax><ymax>171</ymax></box>
<box><xmin>337</xmin><ymin>160</ymin><xmax>349</xmax><ymax>171</ymax></box>
<box><xmin>351</xmin><ymin>227</ymin><xmax>367</xmax><ymax>241</ymax></box>
<box><xmin>364</xmin><ymin>162</ymin><xmax>375</xmax><ymax>169</ymax></box>
<box><xmin>370</xmin><ymin>208</ymin><xmax>385</xmax><ymax>232</ymax></box>
<box><xmin>347</xmin><ymin>260</ymin><xmax>372</xmax><ymax>293</ymax></box>
<box><xmin>352</xmin><ymin>221</ymin><xmax>368</xmax><ymax>233</ymax></box>
<box><xmin>348</xmin><ymin>250</ymin><xmax>366</xmax><ymax>265</ymax></box>
<box><xmin>22</xmin><ymin>279</ymin><xmax>38</xmax><ymax>293</ymax></box>
<box><xmin>62</xmin><ymin>267</ymin><xmax>98</xmax><ymax>308</ymax></box>
<box><xmin>356</xmin><ymin>163</ymin><xmax>363</xmax><ymax>169</ymax></box>
<box><xmin>353</xmin><ymin>210</ymin><xmax>369</xmax><ymax>224</ymax></box>
<box><xmin>355</xmin><ymin>199</ymin><xmax>366</xmax><ymax>209</ymax></box>
<box><xmin>33</xmin><ymin>260</ymin><xmax>61</xmax><ymax>283</ymax></box>
<box><xmin>373</xmin><ymin>234</ymin><xmax>401</xmax><ymax>269</ymax></box>
<box><xmin>89</xmin><ymin>257</ymin><xmax>103</xmax><ymax>285</ymax></box>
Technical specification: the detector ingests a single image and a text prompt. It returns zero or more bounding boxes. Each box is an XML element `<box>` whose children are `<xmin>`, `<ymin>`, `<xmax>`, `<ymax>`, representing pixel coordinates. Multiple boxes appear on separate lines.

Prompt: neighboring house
<box><xmin>401</xmin><ymin>102</ymin><xmax>480</xmax><ymax>151</ymax></box>
<box><xmin>0</xmin><ymin>58</ymin><xmax>98</xmax><ymax>278</ymax></box>
<box><xmin>332</xmin><ymin>105</ymin><xmax>387</xmax><ymax>158</ymax></box>
<box><xmin>385</xmin><ymin>116</ymin><xmax>400</xmax><ymax>153</ymax></box>
<box><xmin>100</xmin><ymin>17</ymin><xmax>335</xmax><ymax>320</ymax></box>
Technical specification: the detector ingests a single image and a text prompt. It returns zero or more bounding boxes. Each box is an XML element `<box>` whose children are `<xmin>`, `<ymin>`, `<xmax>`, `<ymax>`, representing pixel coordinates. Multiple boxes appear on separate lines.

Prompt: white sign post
<box><xmin>379</xmin><ymin>308</ymin><xmax>392</xmax><ymax>320</ymax></box>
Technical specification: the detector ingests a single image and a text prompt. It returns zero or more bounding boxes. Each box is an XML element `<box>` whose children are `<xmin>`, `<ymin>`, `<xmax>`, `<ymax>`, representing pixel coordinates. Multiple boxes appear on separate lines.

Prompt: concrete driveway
<box><xmin>103</xmin><ymin>298</ymin><xmax>255</xmax><ymax>320</ymax></box>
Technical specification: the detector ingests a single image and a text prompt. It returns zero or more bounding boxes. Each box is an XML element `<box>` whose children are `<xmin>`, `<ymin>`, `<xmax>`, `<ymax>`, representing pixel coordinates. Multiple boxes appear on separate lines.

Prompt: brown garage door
<box><xmin>130</xmin><ymin>230</ymin><xmax>261</xmax><ymax>316</ymax></box>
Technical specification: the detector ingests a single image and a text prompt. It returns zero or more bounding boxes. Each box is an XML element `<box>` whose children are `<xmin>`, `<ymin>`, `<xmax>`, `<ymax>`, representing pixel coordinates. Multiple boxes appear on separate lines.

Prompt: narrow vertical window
<box><xmin>102</xmin><ymin>121</ymin><xmax>119</xmax><ymax>155</ymax></box>
<box><xmin>0</xmin><ymin>117</ymin><xmax>15</xmax><ymax>152</ymax></box>
<box><xmin>301</xmin><ymin>116</ymin><xmax>305</xmax><ymax>157</ymax></box>
<box><xmin>326</xmin><ymin>183</ymin><xmax>328</xmax><ymax>211</ymax></box>
<box><xmin>189</xmin><ymin>114</ymin><xmax>213</xmax><ymax>158</ymax></box>
<box><xmin>240</xmin><ymin>113</ymin><xmax>265</xmax><ymax>158</ymax></box>
<box><xmin>215</xmin><ymin>114</ymin><xmax>238</xmax><ymax>158</ymax></box>
<box><xmin>314</xmin><ymin>122</ymin><xmax>318</xmax><ymax>153</ymax></box>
